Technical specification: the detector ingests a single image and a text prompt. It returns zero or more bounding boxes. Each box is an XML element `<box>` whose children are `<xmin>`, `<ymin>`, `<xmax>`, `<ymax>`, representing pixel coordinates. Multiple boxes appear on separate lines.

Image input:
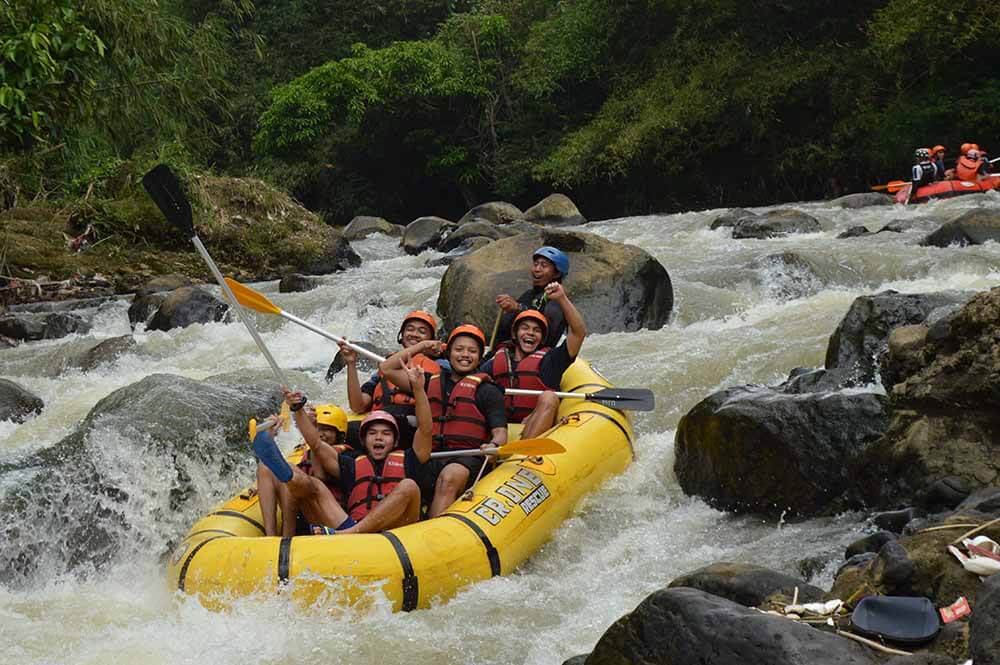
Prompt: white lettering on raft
<box><xmin>473</xmin><ymin>469</ymin><xmax>548</xmax><ymax>525</ymax></box>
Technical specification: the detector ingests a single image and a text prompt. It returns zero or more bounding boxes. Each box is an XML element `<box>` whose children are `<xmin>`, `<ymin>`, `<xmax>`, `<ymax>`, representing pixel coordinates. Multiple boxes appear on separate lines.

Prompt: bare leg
<box><xmin>256</xmin><ymin>465</ymin><xmax>280</xmax><ymax>537</ymax></box>
<box><xmin>285</xmin><ymin>469</ymin><xmax>349</xmax><ymax>529</ymax></box>
<box><xmin>341</xmin><ymin>479</ymin><xmax>421</xmax><ymax>534</ymax></box>
<box><xmin>519</xmin><ymin>391</ymin><xmax>559</xmax><ymax>440</ymax></box>
<box><xmin>276</xmin><ymin>482</ymin><xmax>299</xmax><ymax>537</ymax></box>
<box><xmin>429</xmin><ymin>463</ymin><xmax>470</xmax><ymax>518</ymax></box>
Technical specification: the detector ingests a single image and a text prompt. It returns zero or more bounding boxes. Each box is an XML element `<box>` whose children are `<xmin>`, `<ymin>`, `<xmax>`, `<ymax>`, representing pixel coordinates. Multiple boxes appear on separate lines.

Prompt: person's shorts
<box><xmin>418</xmin><ymin>455</ymin><xmax>493</xmax><ymax>496</ymax></box>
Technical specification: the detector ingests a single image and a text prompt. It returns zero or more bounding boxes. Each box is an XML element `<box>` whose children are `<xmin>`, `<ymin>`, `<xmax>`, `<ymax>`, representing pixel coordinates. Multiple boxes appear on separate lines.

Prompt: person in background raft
<box><xmin>255</xmin><ymin>403</ymin><xmax>350</xmax><ymax>537</ymax></box>
<box><xmin>907</xmin><ymin>148</ymin><xmax>937</xmax><ymax>204</ymax></box>
<box><xmin>482</xmin><ymin>281</ymin><xmax>587</xmax><ymax>439</ymax></box>
<box><xmin>956</xmin><ymin>146</ymin><xmax>990</xmax><ymax>182</ymax></box>
<box><xmin>381</xmin><ymin>324</ymin><xmax>507</xmax><ymax>517</ymax></box>
<box><xmin>494</xmin><ymin>246</ymin><xmax>570</xmax><ymax>350</ymax></box>
<box><xmin>337</xmin><ymin>310</ymin><xmax>441</xmax><ymax>449</ymax></box>
<box><xmin>930</xmin><ymin>145</ymin><xmax>948</xmax><ymax>180</ymax></box>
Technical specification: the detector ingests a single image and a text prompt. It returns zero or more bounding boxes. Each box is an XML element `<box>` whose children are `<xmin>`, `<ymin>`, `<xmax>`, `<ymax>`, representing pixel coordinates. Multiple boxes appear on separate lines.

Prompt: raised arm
<box><xmin>380</xmin><ymin>340</ymin><xmax>443</xmax><ymax>389</ymax></box>
<box><xmin>339</xmin><ymin>341</ymin><xmax>373</xmax><ymax>414</ymax></box>
<box><xmin>406</xmin><ymin>365</ymin><xmax>434</xmax><ymax>463</ymax></box>
<box><xmin>282</xmin><ymin>389</ymin><xmax>341</xmax><ymax>479</ymax></box>
<box><xmin>545</xmin><ymin>282</ymin><xmax>587</xmax><ymax>358</ymax></box>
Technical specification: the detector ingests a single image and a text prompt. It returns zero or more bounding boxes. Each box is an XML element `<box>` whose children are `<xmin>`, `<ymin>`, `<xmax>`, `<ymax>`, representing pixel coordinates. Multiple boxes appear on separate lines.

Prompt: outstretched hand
<box><xmin>404</xmin><ymin>360</ymin><xmax>426</xmax><ymax>393</ymax></box>
<box><xmin>544</xmin><ymin>282</ymin><xmax>566</xmax><ymax>301</ymax></box>
<box><xmin>496</xmin><ymin>294</ymin><xmax>519</xmax><ymax>313</ymax></box>
<box><xmin>282</xmin><ymin>388</ymin><xmax>307</xmax><ymax>411</ymax></box>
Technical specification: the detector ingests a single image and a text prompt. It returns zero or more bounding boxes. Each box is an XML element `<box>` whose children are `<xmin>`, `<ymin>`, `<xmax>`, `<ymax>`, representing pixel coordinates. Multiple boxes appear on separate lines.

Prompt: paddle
<box><xmin>504</xmin><ymin>387</ymin><xmax>655</xmax><ymax>411</ymax></box>
<box><xmin>487</xmin><ymin>307</ymin><xmax>502</xmax><ymax>352</ymax></box>
<box><xmin>429</xmin><ymin>438</ymin><xmax>565</xmax><ymax>458</ymax></box>
<box><xmin>141</xmin><ymin>164</ymin><xmax>290</xmax><ymax>388</ymax></box>
<box><xmin>223</xmin><ymin>277</ymin><xmax>384</xmax><ymax>364</ymax></box>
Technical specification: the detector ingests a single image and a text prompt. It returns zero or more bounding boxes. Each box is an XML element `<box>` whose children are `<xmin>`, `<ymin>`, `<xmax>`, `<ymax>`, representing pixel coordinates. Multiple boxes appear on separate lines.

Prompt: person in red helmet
<box><xmin>481</xmin><ymin>281</ymin><xmax>587</xmax><ymax>439</ymax></box>
<box><xmin>930</xmin><ymin>145</ymin><xmax>947</xmax><ymax>180</ymax></box>
<box><xmin>337</xmin><ymin>310</ymin><xmax>440</xmax><ymax>449</ymax></box>
<box><xmin>381</xmin><ymin>323</ymin><xmax>507</xmax><ymax>517</ymax></box>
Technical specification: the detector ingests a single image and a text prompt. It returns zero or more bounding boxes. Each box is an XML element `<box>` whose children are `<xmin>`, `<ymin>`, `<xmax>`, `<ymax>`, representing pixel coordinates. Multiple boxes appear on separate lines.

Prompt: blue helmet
<box><xmin>532</xmin><ymin>246</ymin><xmax>569</xmax><ymax>278</ymax></box>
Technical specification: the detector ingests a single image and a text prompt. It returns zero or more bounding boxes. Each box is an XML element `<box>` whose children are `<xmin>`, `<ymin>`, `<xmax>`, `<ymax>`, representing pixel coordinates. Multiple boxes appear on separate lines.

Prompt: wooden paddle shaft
<box><xmin>280</xmin><ymin>310</ymin><xmax>386</xmax><ymax>363</ymax></box>
<box><xmin>192</xmin><ymin>236</ymin><xmax>290</xmax><ymax>388</ymax></box>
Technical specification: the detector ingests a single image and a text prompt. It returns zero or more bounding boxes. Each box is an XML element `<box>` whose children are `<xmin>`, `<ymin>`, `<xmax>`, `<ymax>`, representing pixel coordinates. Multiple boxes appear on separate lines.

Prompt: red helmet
<box><xmin>447</xmin><ymin>324</ymin><xmax>486</xmax><ymax>352</ymax></box>
<box><xmin>360</xmin><ymin>410</ymin><xmax>399</xmax><ymax>441</ymax></box>
<box><xmin>931</xmin><ymin>145</ymin><xmax>946</xmax><ymax>155</ymax></box>
<box><xmin>961</xmin><ymin>142</ymin><xmax>973</xmax><ymax>155</ymax></box>
<box><xmin>398</xmin><ymin>310</ymin><xmax>437</xmax><ymax>345</ymax></box>
<box><xmin>511</xmin><ymin>309</ymin><xmax>548</xmax><ymax>340</ymax></box>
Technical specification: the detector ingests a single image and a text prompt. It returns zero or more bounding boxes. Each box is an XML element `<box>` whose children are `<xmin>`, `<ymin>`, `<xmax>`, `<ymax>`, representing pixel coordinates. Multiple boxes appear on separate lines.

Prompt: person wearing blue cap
<box><xmin>493</xmin><ymin>246</ymin><xmax>569</xmax><ymax>349</ymax></box>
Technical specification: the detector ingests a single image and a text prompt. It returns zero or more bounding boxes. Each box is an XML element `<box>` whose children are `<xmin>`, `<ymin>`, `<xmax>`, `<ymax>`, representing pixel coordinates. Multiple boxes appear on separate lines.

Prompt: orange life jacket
<box><xmin>491</xmin><ymin>346</ymin><xmax>550</xmax><ymax>423</ymax></box>
<box><xmin>956</xmin><ymin>156</ymin><xmax>982</xmax><ymax>182</ymax></box>
<box><xmin>346</xmin><ymin>451</ymin><xmax>407</xmax><ymax>520</ymax></box>
<box><xmin>372</xmin><ymin>353</ymin><xmax>441</xmax><ymax>409</ymax></box>
<box><xmin>427</xmin><ymin>372</ymin><xmax>491</xmax><ymax>450</ymax></box>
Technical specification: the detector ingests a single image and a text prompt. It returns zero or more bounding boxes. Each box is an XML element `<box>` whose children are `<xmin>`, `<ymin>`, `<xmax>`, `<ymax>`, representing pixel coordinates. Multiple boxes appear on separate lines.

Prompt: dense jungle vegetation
<box><xmin>2</xmin><ymin>0</ymin><xmax>1000</xmax><ymax>223</ymax></box>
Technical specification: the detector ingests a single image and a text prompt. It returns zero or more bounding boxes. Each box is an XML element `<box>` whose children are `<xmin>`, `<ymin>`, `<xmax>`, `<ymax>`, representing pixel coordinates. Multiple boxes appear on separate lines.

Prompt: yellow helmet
<box><xmin>314</xmin><ymin>404</ymin><xmax>347</xmax><ymax>432</ymax></box>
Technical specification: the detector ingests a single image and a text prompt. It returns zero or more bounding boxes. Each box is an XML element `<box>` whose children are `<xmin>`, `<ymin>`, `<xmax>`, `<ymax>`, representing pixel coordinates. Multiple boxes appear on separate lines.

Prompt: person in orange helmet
<box><xmin>381</xmin><ymin>324</ymin><xmax>507</xmax><ymax>516</ymax></box>
<box><xmin>930</xmin><ymin>145</ymin><xmax>948</xmax><ymax>180</ymax></box>
<box><xmin>337</xmin><ymin>310</ymin><xmax>441</xmax><ymax>449</ymax></box>
<box><xmin>956</xmin><ymin>145</ymin><xmax>989</xmax><ymax>182</ymax></box>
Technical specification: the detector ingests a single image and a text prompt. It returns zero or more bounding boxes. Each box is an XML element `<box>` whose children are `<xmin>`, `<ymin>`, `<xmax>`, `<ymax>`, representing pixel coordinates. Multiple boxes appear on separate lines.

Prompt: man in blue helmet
<box><xmin>493</xmin><ymin>246</ymin><xmax>569</xmax><ymax>349</ymax></box>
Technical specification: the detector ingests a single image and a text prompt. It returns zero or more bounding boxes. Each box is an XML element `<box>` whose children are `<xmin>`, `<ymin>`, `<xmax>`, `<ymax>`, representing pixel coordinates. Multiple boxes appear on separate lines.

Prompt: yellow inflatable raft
<box><xmin>167</xmin><ymin>359</ymin><xmax>634</xmax><ymax>611</ymax></box>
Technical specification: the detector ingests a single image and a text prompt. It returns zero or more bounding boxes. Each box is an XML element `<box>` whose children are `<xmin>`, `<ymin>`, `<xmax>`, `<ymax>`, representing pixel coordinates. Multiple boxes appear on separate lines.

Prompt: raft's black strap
<box><xmin>177</xmin><ymin>535</ymin><xmax>227</xmax><ymax>592</ymax></box>
<box><xmin>277</xmin><ymin>537</ymin><xmax>292</xmax><ymax>584</ymax></box>
<box><xmin>440</xmin><ymin>513</ymin><xmax>501</xmax><ymax>577</ymax></box>
<box><xmin>382</xmin><ymin>532</ymin><xmax>419</xmax><ymax>611</ymax></box>
<box><xmin>208</xmin><ymin>510</ymin><xmax>265</xmax><ymax>534</ymax></box>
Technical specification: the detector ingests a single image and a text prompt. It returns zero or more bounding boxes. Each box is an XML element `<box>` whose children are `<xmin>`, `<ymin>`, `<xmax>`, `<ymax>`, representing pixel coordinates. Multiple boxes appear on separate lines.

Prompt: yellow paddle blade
<box><xmin>280</xmin><ymin>401</ymin><xmax>291</xmax><ymax>431</ymax></box>
<box><xmin>498</xmin><ymin>438</ymin><xmax>565</xmax><ymax>457</ymax></box>
<box><xmin>224</xmin><ymin>277</ymin><xmax>282</xmax><ymax>316</ymax></box>
<box><xmin>248</xmin><ymin>418</ymin><xmax>258</xmax><ymax>442</ymax></box>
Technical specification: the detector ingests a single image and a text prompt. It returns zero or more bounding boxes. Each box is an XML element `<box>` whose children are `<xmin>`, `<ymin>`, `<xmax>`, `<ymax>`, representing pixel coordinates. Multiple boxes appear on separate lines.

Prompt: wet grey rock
<box><xmin>0</xmin><ymin>378</ymin><xmax>44</xmax><ymax>422</ymax></box>
<box><xmin>8</xmin><ymin>295</ymin><xmax>118</xmax><ymax>313</ymax></box>
<box><xmin>425</xmin><ymin>237</ymin><xmax>493</xmax><ymax>268</ymax></box>
<box><xmin>583</xmin><ymin>587</ymin><xmax>876</xmax><ymax>665</ymax></box>
<box><xmin>304</xmin><ymin>229</ymin><xmax>361</xmax><ymax>273</ymax></box>
<box><xmin>523</xmin><ymin>193</ymin><xmax>586</xmax><ymax>227</ymax></box>
<box><xmin>873</xmin><ymin>540</ymin><xmax>915</xmax><ymax>589</ymax></box>
<box><xmin>128</xmin><ymin>293</ymin><xmax>167</xmax><ymax>329</ymax></box>
<box><xmin>561</xmin><ymin>656</ymin><xmax>588</xmax><ymax>665</ymax></box>
<box><xmin>66</xmin><ymin>335</ymin><xmax>138</xmax><ymax>372</ymax></box>
<box><xmin>668</xmin><ymin>562</ymin><xmax>823</xmax><ymax>607</ymax></box>
<box><xmin>732</xmin><ymin>209</ymin><xmax>821</xmax><ymax>239</ymax></box>
<box><xmin>873</xmin><ymin>507</ymin><xmax>925</xmax><ymax>534</ymax></box>
<box><xmin>877</xmin><ymin>216</ymin><xmax>943</xmax><ymax>235</ymax></box>
<box><xmin>675</xmin><ymin>383</ymin><xmax>888</xmax><ymax>516</ymax></box>
<box><xmin>920</xmin><ymin>476</ymin><xmax>970</xmax><ymax>512</ymax></box>
<box><xmin>921</xmin><ymin>208</ymin><xmax>1000</xmax><ymax>247</ymax></box>
<box><xmin>135</xmin><ymin>273</ymin><xmax>192</xmax><ymax>298</ymax></box>
<box><xmin>831</xmin><ymin>193</ymin><xmax>893</xmax><ymax>209</ymax></box>
<box><xmin>0</xmin><ymin>311</ymin><xmax>91</xmax><ymax>342</ymax></box>
<box><xmin>836</xmin><ymin>552</ymin><xmax>877</xmax><ymax>578</ymax></box>
<box><xmin>880</xmin><ymin>324</ymin><xmax>929</xmax><ymax>389</ymax></box>
<box><xmin>845</xmin><ymin>531</ymin><xmax>898</xmax><ymax>559</ymax></box>
<box><xmin>146</xmin><ymin>287</ymin><xmax>228</xmax><ymax>332</ymax></box>
<box><xmin>837</xmin><ymin>225</ymin><xmax>871</xmax><ymax>239</ymax></box>
<box><xmin>457</xmin><ymin>201</ymin><xmax>524</xmax><ymax>226</ymax></box>
<box><xmin>326</xmin><ymin>342</ymin><xmax>393</xmax><ymax>380</ymax></box>
<box><xmin>750</xmin><ymin>252</ymin><xmax>824</xmax><ymax>300</ymax></box>
<box><xmin>958</xmin><ymin>487</ymin><xmax>1000</xmax><ymax>513</ymax></box>
<box><xmin>402</xmin><ymin>216</ymin><xmax>455</xmax><ymax>255</ymax></box>
<box><xmin>438</xmin><ymin>221</ymin><xmax>512</xmax><ymax>252</ymax></box>
<box><xmin>278</xmin><ymin>273</ymin><xmax>320</xmax><ymax>293</ymax></box>
<box><xmin>710</xmin><ymin>207</ymin><xmax>757</xmax><ymax>230</ymax></box>
<box><xmin>825</xmin><ymin>290</ymin><xmax>968</xmax><ymax>384</ymax></box>
<box><xmin>780</xmin><ymin>367</ymin><xmax>859</xmax><ymax>394</ymax></box>
<box><xmin>970</xmin><ymin>573</ymin><xmax>1000</xmax><ymax>665</ymax></box>
<box><xmin>343</xmin><ymin>216</ymin><xmax>401</xmax><ymax>240</ymax></box>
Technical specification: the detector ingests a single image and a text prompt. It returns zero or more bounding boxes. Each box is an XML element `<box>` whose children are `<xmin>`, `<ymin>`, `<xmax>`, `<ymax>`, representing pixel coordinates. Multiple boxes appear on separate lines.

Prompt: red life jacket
<box><xmin>427</xmin><ymin>372</ymin><xmax>491</xmax><ymax>450</ymax></box>
<box><xmin>491</xmin><ymin>346</ymin><xmax>550</xmax><ymax>423</ymax></box>
<box><xmin>300</xmin><ymin>443</ymin><xmax>350</xmax><ymax>506</ymax></box>
<box><xmin>372</xmin><ymin>353</ymin><xmax>441</xmax><ymax>409</ymax></box>
<box><xmin>956</xmin><ymin>156</ymin><xmax>982</xmax><ymax>182</ymax></box>
<box><xmin>346</xmin><ymin>451</ymin><xmax>407</xmax><ymax>521</ymax></box>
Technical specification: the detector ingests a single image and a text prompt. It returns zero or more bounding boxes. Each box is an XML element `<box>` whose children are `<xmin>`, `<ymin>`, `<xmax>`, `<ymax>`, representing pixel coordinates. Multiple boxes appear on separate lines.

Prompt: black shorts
<box><xmin>418</xmin><ymin>455</ymin><xmax>493</xmax><ymax>496</ymax></box>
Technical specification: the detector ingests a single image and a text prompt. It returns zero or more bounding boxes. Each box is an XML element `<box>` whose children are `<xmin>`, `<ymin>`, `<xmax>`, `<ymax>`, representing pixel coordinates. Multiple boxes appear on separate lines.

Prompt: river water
<box><xmin>2</xmin><ymin>193</ymin><xmax>1000</xmax><ymax>664</ymax></box>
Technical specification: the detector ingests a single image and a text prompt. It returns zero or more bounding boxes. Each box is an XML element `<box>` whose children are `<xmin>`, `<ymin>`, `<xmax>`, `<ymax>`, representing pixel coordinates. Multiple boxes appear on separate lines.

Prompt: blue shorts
<box><xmin>311</xmin><ymin>516</ymin><xmax>357</xmax><ymax>535</ymax></box>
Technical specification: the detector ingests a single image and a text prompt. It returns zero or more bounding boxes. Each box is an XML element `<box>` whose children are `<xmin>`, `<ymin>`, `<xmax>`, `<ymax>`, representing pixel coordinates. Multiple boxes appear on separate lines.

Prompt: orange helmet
<box><xmin>931</xmin><ymin>145</ymin><xmax>945</xmax><ymax>155</ymax></box>
<box><xmin>398</xmin><ymin>310</ymin><xmax>437</xmax><ymax>344</ymax></box>
<box><xmin>511</xmin><ymin>309</ymin><xmax>548</xmax><ymax>340</ymax></box>
<box><xmin>447</xmin><ymin>324</ymin><xmax>486</xmax><ymax>351</ymax></box>
<box><xmin>961</xmin><ymin>142</ymin><xmax>973</xmax><ymax>155</ymax></box>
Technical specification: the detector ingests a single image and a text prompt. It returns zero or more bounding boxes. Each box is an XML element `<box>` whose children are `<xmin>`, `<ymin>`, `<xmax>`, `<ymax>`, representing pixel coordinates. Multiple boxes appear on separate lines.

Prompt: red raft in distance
<box><xmin>896</xmin><ymin>175</ymin><xmax>1000</xmax><ymax>204</ymax></box>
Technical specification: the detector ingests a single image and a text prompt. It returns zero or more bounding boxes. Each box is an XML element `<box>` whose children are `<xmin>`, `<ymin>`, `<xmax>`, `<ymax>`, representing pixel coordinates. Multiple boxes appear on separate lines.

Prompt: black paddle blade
<box><xmin>586</xmin><ymin>388</ymin><xmax>654</xmax><ymax>411</ymax></box>
<box><xmin>142</xmin><ymin>164</ymin><xmax>194</xmax><ymax>237</ymax></box>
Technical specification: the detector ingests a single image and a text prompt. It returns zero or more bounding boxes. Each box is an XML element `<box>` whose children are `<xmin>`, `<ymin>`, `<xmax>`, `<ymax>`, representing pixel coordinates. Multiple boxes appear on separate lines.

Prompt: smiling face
<box><xmin>400</xmin><ymin>320</ymin><xmax>434</xmax><ymax>348</ymax></box>
<box><xmin>448</xmin><ymin>335</ymin><xmax>482</xmax><ymax>375</ymax></box>
<box><xmin>531</xmin><ymin>256</ymin><xmax>559</xmax><ymax>287</ymax></box>
<box><xmin>363</xmin><ymin>422</ymin><xmax>397</xmax><ymax>461</ymax></box>
<box><xmin>317</xmin><ymin>424</ymin><xmax>341</xmax><ymax>446</ymax></box>
<box><xmin>514</xmin><ymin>319</ymin><xmax>544</xmax><ymax>355</ymax></box>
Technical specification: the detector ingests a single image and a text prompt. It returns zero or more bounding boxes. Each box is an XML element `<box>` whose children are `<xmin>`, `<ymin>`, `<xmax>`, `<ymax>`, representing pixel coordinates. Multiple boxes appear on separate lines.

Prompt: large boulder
<box><xmin>970</xmin><ymin>574</ymin><xmax>1000</xmax><ymax>665</ymax></box>
<box><xmin>523</xmin><ymin>194</ymin><xmax>586</xmax><ymax>226</ymax></box>
<box><xmin>402</xmin><ymin>216</ymin><xmax>455</xmax><ymax>255</ymax></box>
<box><xmin>921</xmin><ymin>208</ymin><xmax>1000</xmax><ymax>247</ymax></box>
<box><xmin>278</xmin><ymin>273</ymin><xmax>320</xmax><ymax>293</ymax></box>
<box><xmin>457</xmin><ymin>201</ymin><xmax>524</xmax><ymax>226</ymax></box>
<box><xmin>675</xmin><ymin>383</ymin><xmax>888</xmax><ymax>516</ymax></box>
<box><xmin>134</xmin><ymin>274</ymin><xmax>192</xmax><ymax>298</ymax></box>
<box><xmin>438</xmin><ymin>221</ymin><xmax>512</xmax><ymax>252</ymax></box>
<box><xmin>732</xmin><ymin>209</ymin><xmax>821</xmax><ymax>239</ymax></box>
<box><xmin>0</xmin><ymin>311</ymin><xmax>91</xmax><ymax>342</ymax></box>
<box><xmin>437</xmin><ymin>229</ymin><xmax>673</xmax><ymax>334</ymax></box>
<box><xmin>582</xmin><ymin>587</ymin><xmax>876</xmax><ymax>665</ymax></box>
<box><xmin>857</xmin><ymin>287</ymin><xmax>1000</xmax><ymax>507</ymax></box>
<box><xmin>343</xmin><ymin>216</ymin><xmax>401</xmax><ymax>240</ymax></box>
<box><xmin>749</xmin><ymin>252</ymin><xmax>824</xmax><ymax>300</ymax></box>
<box><xmin>0</xmin><ymin>378</ymin><xmax>44</xmax><ymax>422</ymax></box>
<box><xmin>831</xmin><ymin>193</ymin><xmax>893</xmax><ymax>209</ymax></box>
<box><xmin>302</xmin><ymin>230</ymin><xmax>361</xmax><ymax>274</ymax></box>
<box><xmin>668</xmin><ymin>562</ymin><xmax>824</xmax><ymax>607</ymax></box>
<box><xmin>0</xmin><ymin>370</ymin><xmax>316</xmax><ymax>586</ymax></box>
<box><xmin>128</xmin><ymin>293</ymin><xmax>167</xmax><ymax>328</ymax></box>
<box><xmin>710</xmin><ymin>207</ymin><xmax>757</xmax><ymax>230</ymax></box>
<box><xmin>146</xmin><ymin>287</ymin><xmax>228</xmax><ymax>332</ymax></box>
<box><xmin>824</xmin><ymin>290</ymin><xmax>967</xmax><ymax>384</ymax></box>
<box><xmin>66</xmin><ymin>335</ymin><xmax>138</xmax><ymax>372</ymax></box>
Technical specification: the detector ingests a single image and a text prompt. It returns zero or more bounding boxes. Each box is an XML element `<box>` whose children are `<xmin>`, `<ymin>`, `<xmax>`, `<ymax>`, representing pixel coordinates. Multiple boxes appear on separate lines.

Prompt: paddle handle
<box><xmin>430</xmin><ymin>448</ymin><xmax>499</xmax><ymax>458</ymax></box>
<box><xmin>279</xmin><ymin>310</ymin><xmax>386</xmax><ymax>363</ymax></box>
<box><xmin>192</xmin><ymin>236</ymin><xmax>290</xmax><ymax>388</ymax></box>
